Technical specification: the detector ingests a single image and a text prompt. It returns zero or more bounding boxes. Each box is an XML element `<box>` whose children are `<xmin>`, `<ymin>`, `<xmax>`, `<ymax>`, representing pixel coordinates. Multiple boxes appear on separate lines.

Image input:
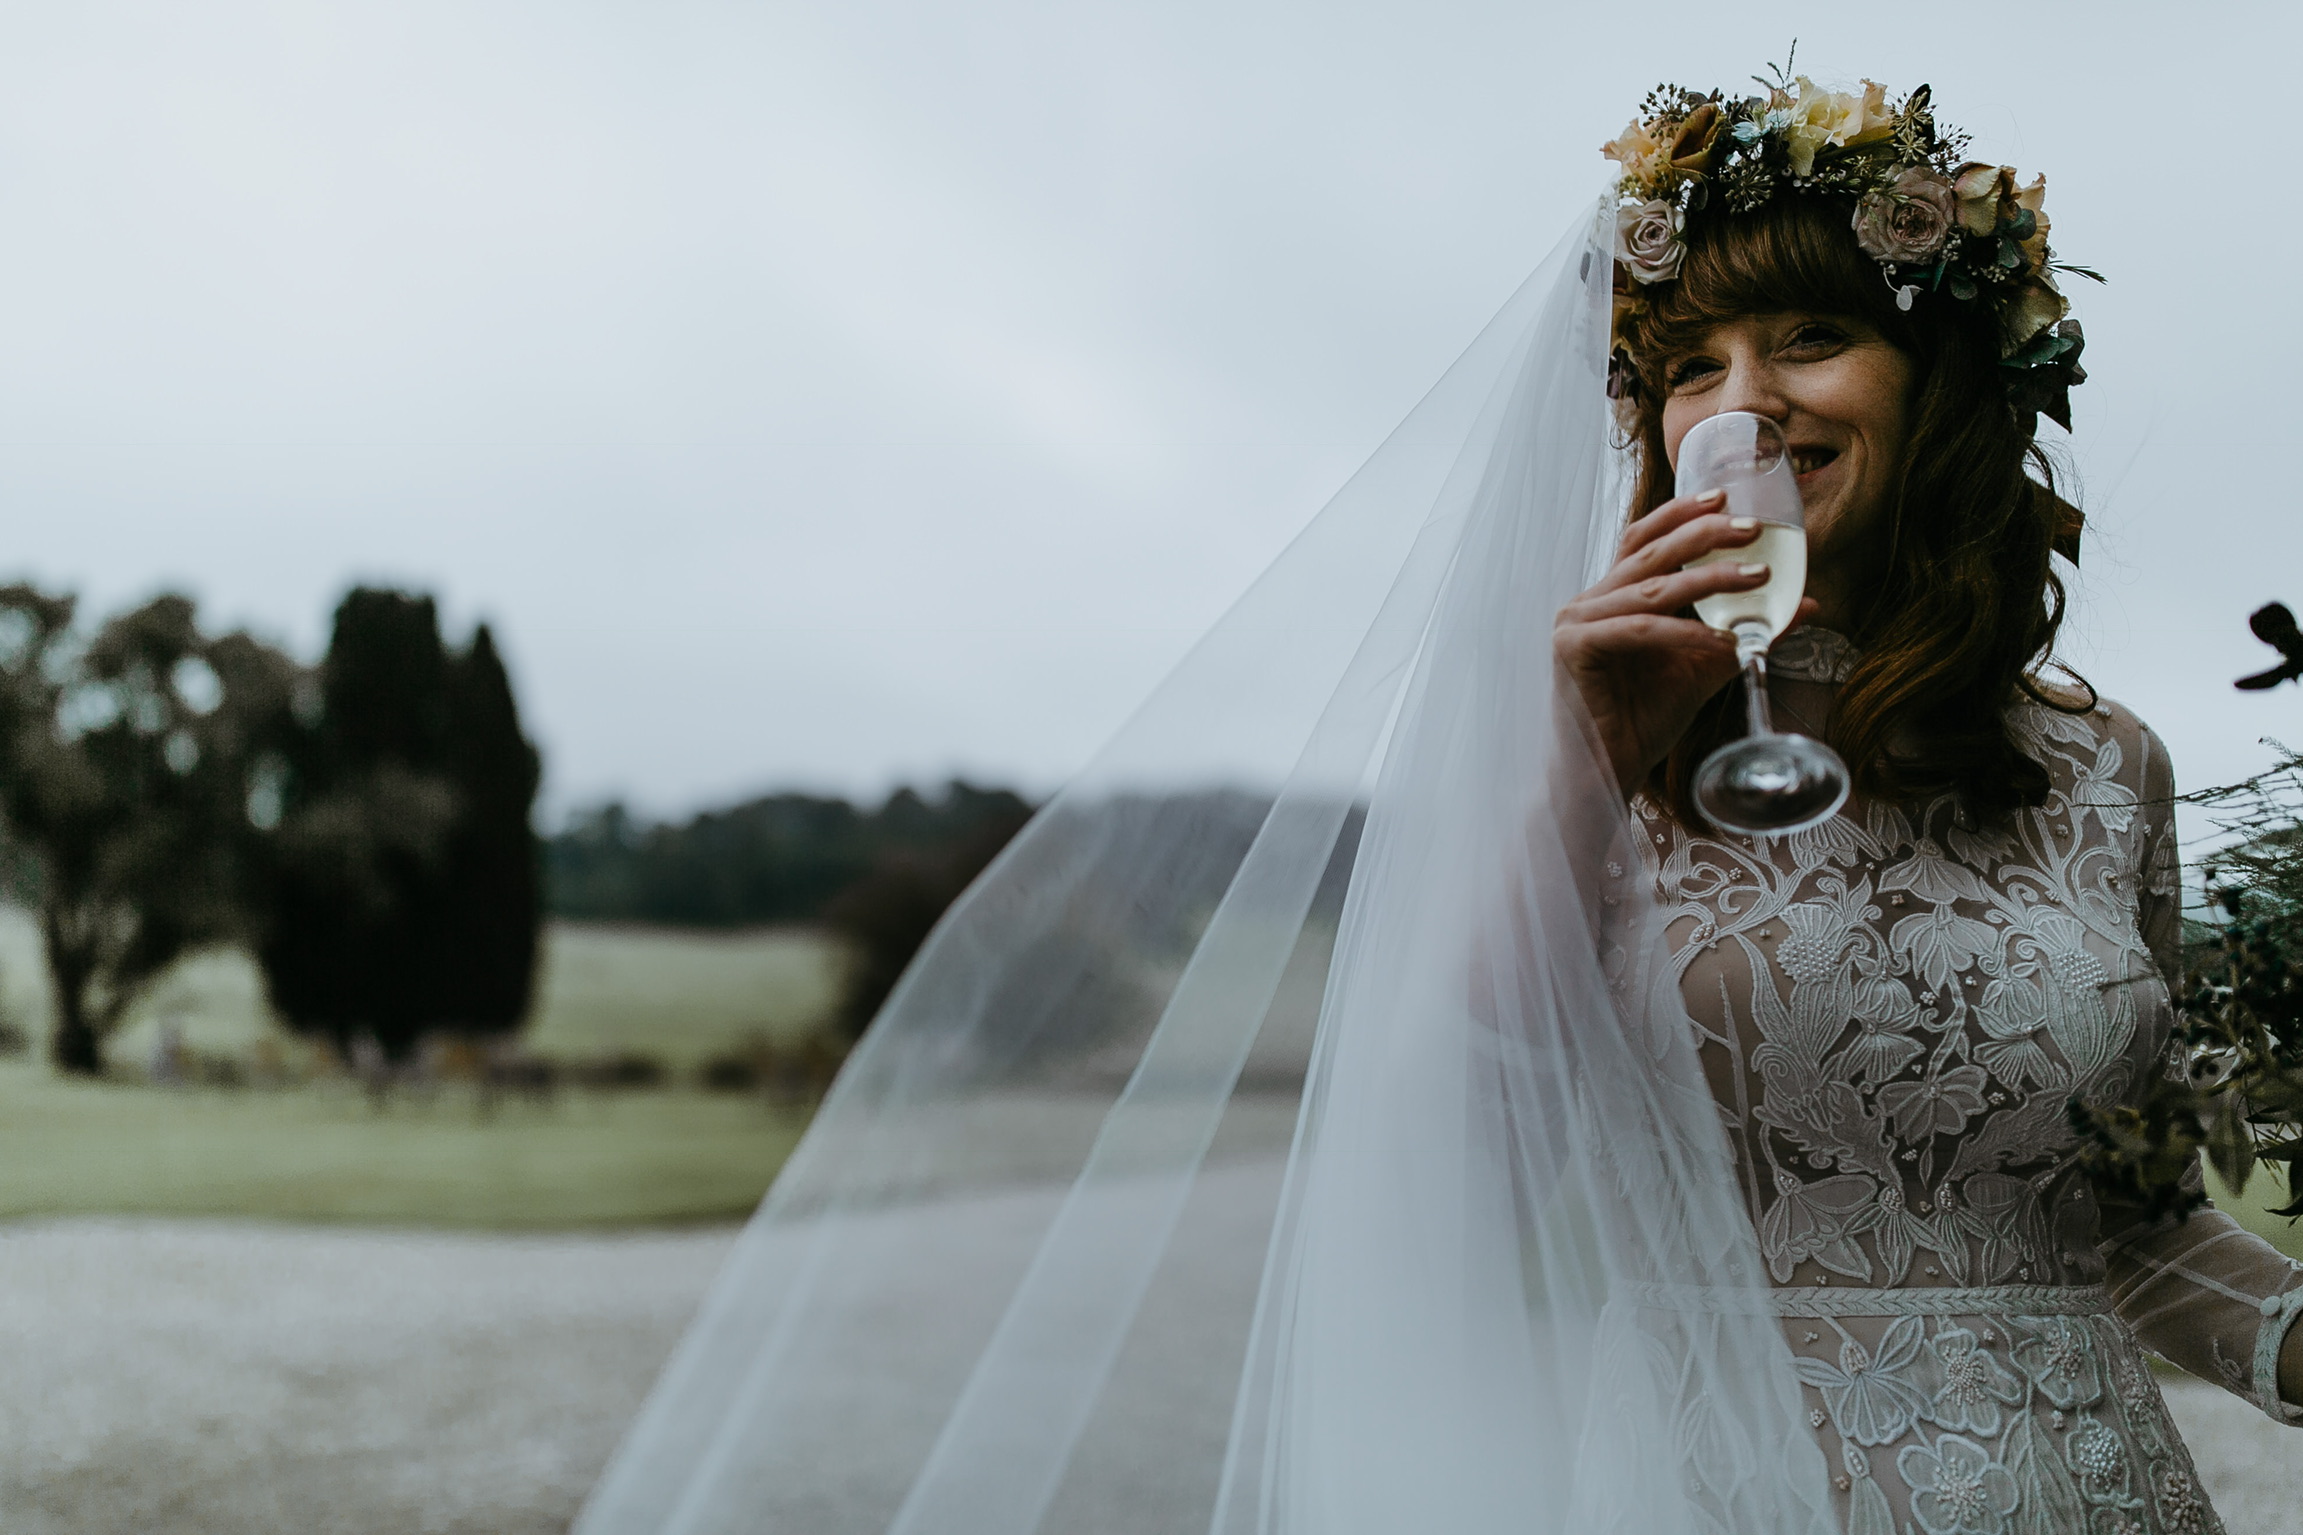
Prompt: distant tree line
<box><xmin>0</xmin><ymin>584</ymin><xmax>540</xmax><ymax>1075</ymax></box>
<box><xmin>548</xmin><ymin>782</ymin><xmax>1034</xmax><ymax>1036</ymax></box>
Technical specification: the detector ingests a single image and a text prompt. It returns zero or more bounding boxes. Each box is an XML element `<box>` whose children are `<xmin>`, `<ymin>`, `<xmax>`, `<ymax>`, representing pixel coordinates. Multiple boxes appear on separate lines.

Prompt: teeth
<box><xmin>1792</xmin><ymin>451</ymin><xmax>1833</xmax><ymax>474</ymax></box>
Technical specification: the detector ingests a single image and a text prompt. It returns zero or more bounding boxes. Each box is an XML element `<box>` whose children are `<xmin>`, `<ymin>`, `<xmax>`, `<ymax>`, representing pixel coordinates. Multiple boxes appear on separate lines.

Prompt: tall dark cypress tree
<box><xmin>259</xmin><ymin>590</ymin><xmax>457</xmax><ymax>1061</ymax></box>
<box><xmin>257</xmin><ymin>590</ymin><xmax>543</xmax><ymax>1063</ymax></box>
<box><xmin>322</xmin><ymin>589</ymin><xmax>452</xmax><ymax>771</ymax></box>
<box><xmin>435</xmin><ymin>623</ymin><xmax>541</xmax><ymax>1037</ymax></box>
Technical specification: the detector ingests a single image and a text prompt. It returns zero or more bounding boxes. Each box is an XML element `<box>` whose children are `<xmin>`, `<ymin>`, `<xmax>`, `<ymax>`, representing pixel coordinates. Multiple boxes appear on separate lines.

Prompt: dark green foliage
<box><xmin>2073</xmin><ymin>747</ymin><xmax>2303</xmax><ymax>1222</ymax></box>
<box><xmin>0</xmin><ymin>588</ymin><xmax>301</xmax><ymax>1073</ymax></box>
<box><xmin>256</xmin><ymin>589</ymin><xmax>541</xmax><ymax>1061</ymax></box>
<box><xmin>437</xmin><ymin>625</ymin><xmax>542</xmax><ymax>1035</ymax></box>
<box><xmin>261</xmin><ymin>590</ymin><xmax>455</xmax><ymax>1061</ymax></box>
<box><xmin>550</xmin><ymin>795</ymin><xmax>867</xmax><ymax>926</ymax></box>
<box><xmin>822</xmin><ymin>860</ymin><xmax>952</xmax><ymax>1037</ymax></box>
<box><xmin>2073</xmin><ymin>871</ymin><xmax>2303</xmax><ymax>1222</ymax></box>
<box><xmin>260</xmin><ymin>761</ymin><xmax>459</xmax><ymax>1060</ymax></box>
<box><xmin>823</xmin><ymin>796</ymin><xmax>1030</xmax><ymax>1039</ymax></box>
<box><xmin>2066</xmin><ymin>1080</ymin><xmax>2214</xmax><ymax>1225</ymax></box>
<box><xmin>697</xmin><ymin>1051</ymin><xmax>760</xmax><ymax>1092</ymax></box>
<box><xmin>553</xmin><ymin>780</ymin><xmax>1032</xmax><ymax>1041</ymax></box>
<box><xmin>324</xmin><ymin>588</ymin><xmax>452</xmax><ymax>767</ymax></box>
<box><xmin>547</xmin><ymin>781</ymin><xmax>1033</xmax><ymax>930</ymax></box>
<box><xmin>2070</xmin><ymin>609</ymin><xmax>2303</xmax><ymax>1221</ymax></box>
<box><xmin>549</xmin><ymin>781</ymin><xmax>1031</xmax><ymax>1042</ymax></box>
<box><xmin>568</xmin><ymin>1050</ymin><xmax>666</xmax><ymax>1090</ymax></box>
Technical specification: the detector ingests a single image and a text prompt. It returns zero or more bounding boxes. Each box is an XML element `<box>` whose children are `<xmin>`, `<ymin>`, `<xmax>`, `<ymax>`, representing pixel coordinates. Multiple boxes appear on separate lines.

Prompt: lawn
<box><xmin>5</xmin><ymin>904</ymin><xmax>2301</xmax><ymax>1251</ymax></box>
<box><xmin>0</xmin><ymin>1062</ymin><xmax>808</xmax><ymax>1227</ymax></box>
<box><xmin>64</xmin><ymin>918</ymin><xmax>844</xmax><ymax>1075</ymax></box>
<box><xmin>0</xmin><ymin>911</ymin><xmax>839</xmax><ymax>1228</ymax></box>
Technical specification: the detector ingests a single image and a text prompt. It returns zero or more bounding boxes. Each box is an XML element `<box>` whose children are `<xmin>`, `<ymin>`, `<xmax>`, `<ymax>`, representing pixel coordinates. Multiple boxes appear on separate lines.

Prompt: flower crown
<box><xmin>1603</xmin><ymin>67</ymin><xmax>2100</xmax><ymax>429</ymax></box>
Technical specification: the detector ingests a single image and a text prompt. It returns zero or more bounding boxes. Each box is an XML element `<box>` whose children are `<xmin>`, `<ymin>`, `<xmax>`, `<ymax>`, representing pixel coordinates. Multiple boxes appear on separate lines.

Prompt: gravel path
<box><xmin>0</xmin><ymin>1219</ymin><xmax>734</xmax><ymax>1535</ymax></box>
<box><xmin>0</xmin><ymin>1217</ymin><xmax>2296</xmax><ymax>1534</ymax></box>
<box><xmin>2168</xmin><ymin>1379</ymin><xmax>2303</xmax><ymax>1535</ymax></box>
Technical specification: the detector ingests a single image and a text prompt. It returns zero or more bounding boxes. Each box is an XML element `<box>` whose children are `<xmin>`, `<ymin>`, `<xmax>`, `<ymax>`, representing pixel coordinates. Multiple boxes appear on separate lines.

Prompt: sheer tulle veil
<box><xmin>574</xmin><ymin>200</ymin><xmax>1838</xmax><ymax>1535</ymax></box>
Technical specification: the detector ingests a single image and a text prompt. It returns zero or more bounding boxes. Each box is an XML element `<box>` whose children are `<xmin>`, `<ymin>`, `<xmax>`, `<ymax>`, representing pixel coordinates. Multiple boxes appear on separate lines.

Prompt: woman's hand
<box><xmin>1553</xmin><ymin>489</ymin><xmax>1820</xmax><ymax>797</ymax></box>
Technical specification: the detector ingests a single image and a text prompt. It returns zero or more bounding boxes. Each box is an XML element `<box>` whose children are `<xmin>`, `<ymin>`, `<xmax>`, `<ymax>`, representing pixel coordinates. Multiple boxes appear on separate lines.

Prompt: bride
<box><xmin>578</xmin><ymin>72</ymin><xmax>2299</xmax><ymax>1535</ymax></box>
<box><xmin>1557</xmin><ymin>83</ymin><xmax>2302</xmax><ymax>1535</ymax></box>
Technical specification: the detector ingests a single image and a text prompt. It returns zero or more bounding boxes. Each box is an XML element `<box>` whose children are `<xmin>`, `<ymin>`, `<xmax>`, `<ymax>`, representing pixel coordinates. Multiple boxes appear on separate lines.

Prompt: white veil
<box><xmin>574</xmin><ymin>201</ymin><xmax>1836</xmax><ymax>1535</ymax></box>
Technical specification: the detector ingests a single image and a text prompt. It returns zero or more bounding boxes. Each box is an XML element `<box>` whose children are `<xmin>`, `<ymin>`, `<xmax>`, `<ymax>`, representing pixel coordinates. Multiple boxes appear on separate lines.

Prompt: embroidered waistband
<box><xmin>1619</xmin><ymin>1282</ymin><xmax>2111</xmax><ymax>1318</ymax></box>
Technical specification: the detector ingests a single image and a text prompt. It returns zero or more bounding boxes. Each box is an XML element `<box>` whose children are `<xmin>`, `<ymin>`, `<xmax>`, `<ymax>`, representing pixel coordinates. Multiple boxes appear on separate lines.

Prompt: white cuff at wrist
<box><xmin>2251</xmin><ymin>1284</ymin><xmax>2303</xmax><ymax>1424</ymax></box>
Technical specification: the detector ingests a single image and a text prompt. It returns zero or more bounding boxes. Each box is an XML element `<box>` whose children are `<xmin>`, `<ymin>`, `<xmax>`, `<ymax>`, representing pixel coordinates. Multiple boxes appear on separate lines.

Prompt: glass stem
<box><xmin>1736</xmin><ymin>623</ymin><xmax>1775</xmax><ymax>739</ymax></box>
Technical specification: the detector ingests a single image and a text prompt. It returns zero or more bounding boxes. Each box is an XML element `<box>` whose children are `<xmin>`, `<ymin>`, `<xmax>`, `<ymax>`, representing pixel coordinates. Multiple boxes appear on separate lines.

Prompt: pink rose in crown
<box><xmin>1852</xmin><ymin>166</ymin><xmax>1958</xmax><ymax>266</ymax></box>
<box><xmin>1615</xmin><ymin>199</ymin><xmax>1685</xmax><ymax>285</ymax></box>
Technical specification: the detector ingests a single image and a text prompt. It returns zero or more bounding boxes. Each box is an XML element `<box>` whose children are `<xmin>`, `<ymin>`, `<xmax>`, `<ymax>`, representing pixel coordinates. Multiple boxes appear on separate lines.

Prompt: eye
<box><xmin>1666</xmin><ymin>355</ymin><xmax>1721</xmax><ymax>390</ymax></box>
<box><xmin>1782</xmin><ymin>321</ymin><xmax>1850</xmax><ymax>355</ymax></box>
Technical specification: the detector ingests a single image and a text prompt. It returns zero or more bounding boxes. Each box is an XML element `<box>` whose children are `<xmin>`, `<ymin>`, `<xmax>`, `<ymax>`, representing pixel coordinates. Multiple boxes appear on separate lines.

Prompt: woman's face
<box><xmin>1658</xmin><ymin>312</ymin><xmax>1915</xmax><ymax>617</ymax></box>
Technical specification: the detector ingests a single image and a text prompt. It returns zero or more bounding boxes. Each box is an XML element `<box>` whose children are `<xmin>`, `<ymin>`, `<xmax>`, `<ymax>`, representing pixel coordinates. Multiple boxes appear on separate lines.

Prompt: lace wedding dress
<box><xmin>1634</xmin><ymin>626</ymin><xmax>2303</xmax><ymax>1535</ymax></box>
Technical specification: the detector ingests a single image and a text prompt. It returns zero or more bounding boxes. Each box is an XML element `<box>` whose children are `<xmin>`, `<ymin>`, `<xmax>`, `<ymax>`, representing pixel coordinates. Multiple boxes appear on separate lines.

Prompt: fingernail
<box><xmin>1729</xmin><ymin>516</ymin><xmax>1758</xmax><ymax>531</ymax></box>
<box><xmin>1737</xmin><ymin>563</ymin><xmax>1768</xmax><ymax>577</ymax></box>
<box><xmin>1698</xmin><ymin>488</ymin><xmax>1726</xmax><ymax>504</ymax></box>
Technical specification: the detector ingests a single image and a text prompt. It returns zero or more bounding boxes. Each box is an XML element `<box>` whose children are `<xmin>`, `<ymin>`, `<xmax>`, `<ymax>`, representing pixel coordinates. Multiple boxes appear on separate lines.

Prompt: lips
<box><xmin>1791</xmin><ymin>446</ymin><xmax>1840</xmax><ymax>476</ymax></box>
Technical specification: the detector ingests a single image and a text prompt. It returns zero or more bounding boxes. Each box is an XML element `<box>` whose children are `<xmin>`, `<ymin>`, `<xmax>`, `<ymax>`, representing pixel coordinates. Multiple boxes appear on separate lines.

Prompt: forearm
<box><xmin>2104</xmin><ymin>1198</ymin><xmax>2303</xmax><ymax>1423</ymax></box>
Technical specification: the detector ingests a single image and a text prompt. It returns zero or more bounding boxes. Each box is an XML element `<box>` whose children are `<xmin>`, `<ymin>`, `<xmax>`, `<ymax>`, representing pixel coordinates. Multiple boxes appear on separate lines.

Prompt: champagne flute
<box><xmin>1677</xmin><ymin>411</ymin><xmax>1850</xmax><ymax>836</ymax></box>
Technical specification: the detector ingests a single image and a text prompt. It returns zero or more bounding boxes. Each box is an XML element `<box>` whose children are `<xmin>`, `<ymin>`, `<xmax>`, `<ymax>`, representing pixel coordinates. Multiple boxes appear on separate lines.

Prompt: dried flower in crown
<box><xmin>1602</xmin><ymin>55</ymin><xmax>2102</xmax><ymax>429</ymax></box>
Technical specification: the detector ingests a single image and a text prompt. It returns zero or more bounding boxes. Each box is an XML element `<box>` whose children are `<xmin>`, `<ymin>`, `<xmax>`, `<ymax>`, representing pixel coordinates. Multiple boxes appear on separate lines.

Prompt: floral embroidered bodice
<box><xmin>1634</xmin><ymin>627</ymin><xmax>2303</xmax><ymax>1535</ymax></box>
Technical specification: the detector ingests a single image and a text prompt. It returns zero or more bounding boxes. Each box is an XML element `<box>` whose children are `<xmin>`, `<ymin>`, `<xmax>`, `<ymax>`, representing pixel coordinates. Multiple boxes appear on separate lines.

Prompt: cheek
<box><xmin>1659</xmin><ymin>402</ymin><xmax>1700</xmax><ymax>475</ymax></box>
<box><xmin>1860</xmin><ymin>405</ymin><xmax>1913</xmax><ymax>488</ymax></box>
<box><xmin>1820</xmin><ymin>356</ymin><xmax>1915</xmax><ymax>468</ymax></box>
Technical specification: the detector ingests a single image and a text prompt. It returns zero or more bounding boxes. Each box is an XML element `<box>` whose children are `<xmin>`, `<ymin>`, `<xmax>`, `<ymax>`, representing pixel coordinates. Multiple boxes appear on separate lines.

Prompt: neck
<box><xmin>1805</xmin><ymin>580</ymin><xmax>1858</xmax><ymax>635</ymax></box>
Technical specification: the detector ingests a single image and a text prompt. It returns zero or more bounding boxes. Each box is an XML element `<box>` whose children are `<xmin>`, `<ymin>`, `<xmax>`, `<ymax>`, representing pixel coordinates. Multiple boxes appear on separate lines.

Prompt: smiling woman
<box><xmin>1545</xmin><ymin>74</ymin><xmax>2303</xmax><ymax>1535</ymax></box>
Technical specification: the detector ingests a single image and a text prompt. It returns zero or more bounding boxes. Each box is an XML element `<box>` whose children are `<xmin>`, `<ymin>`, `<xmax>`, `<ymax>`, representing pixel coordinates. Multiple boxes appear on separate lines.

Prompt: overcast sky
<box><xmin>0</xmin><ymin>1</ymin><xmax>2292</xmax><ymax>837</ymax></box>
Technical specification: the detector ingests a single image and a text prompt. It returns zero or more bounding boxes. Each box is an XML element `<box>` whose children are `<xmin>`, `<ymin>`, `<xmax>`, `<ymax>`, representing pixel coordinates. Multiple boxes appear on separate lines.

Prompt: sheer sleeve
<box><xmin>2133</xmin><ymin>714</ymin><xmax>2182</xmax><ymax>987</ymax></box>
<box><xmin>2098</xmin><ymin>712</ymin><xmax>2303</xmax><ymax>1423</ymax></box>
<box><xmin>2103</xmin><ymin>1192</ymin><xmax>2303</xmax><ymax>1421</ymax></box>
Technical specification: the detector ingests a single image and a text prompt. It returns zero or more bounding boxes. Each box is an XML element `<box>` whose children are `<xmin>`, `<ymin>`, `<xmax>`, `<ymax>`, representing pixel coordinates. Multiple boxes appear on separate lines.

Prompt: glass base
<box><xmin>1693</xmin><ymin>731</ymin><xmax>1850</xmax><ymax>837</ymax></box>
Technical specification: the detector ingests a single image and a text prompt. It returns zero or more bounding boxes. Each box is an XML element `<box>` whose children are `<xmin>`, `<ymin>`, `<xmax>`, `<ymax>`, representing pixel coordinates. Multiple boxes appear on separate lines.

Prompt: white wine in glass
<box><xmin>1676</xmin><ymin>411</ymin><xmax>1849</xmax><ymax>837</ymax></box>
<box><xmin>1689</xmin><ymin>520</ymin><xmax>1807</xmax><ymax>642</ymax></box>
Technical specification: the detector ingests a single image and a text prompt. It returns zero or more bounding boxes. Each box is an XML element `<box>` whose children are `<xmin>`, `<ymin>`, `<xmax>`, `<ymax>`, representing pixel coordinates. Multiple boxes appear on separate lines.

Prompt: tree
<box><xmin>255</xmin><ymin>589</ymin><xmax>540</xmax><ymax>1062</ymax></box>
<box><xmin>543</xmin><ymin>781</ymin><xmax>1034</xmax><ymax>927</ymax></box>
<box><xmin>259</xmin><ymin>589</ymin><xmax>454</xmax><ymax>1061</ymax></box>
<box><xmin>824</xmin><ymin>789</ymin><xmax>1033</xmax><ymax>1038</ymax></box>
<box><xmin>0</xmin><ymin>588</ymin><xmax>299</xmax><ymax>1073</ymax></box>
<box><xmin>435</xmin><ymin>623</ymin><xmax>542</xmax><ymax>1040</ymax></box>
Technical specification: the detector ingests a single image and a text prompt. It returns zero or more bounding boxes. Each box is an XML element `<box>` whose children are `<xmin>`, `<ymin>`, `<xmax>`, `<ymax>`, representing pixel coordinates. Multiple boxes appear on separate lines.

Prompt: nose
<box><xmin>1713</xmin><ymin>357</ymin><xmax>1791</xmax><ymax>424</ymax></box>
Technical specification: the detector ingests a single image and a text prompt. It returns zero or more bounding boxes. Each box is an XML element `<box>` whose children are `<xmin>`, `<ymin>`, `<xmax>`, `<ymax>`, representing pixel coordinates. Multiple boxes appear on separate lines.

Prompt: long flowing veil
<box><xmin>574</xmin><ymin>200</ymin><xmax>1836</xmax><ymax>1535</ymax></box>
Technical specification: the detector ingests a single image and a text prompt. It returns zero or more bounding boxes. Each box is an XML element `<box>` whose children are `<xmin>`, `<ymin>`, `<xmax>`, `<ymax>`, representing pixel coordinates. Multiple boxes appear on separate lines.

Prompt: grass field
<box><xmin>0</xmin><ymin>910</ymin><xmax>841</xmax><ymax>1228</ymax></box>
<box><xmin>11</xmin><ymin>915</ymin><xmax>847</xmax><ymax>1075</ymax></box>
<box><xmin>6</xmin><ymin>903</ymin><xmax>2302</xmax><ymax>1251</ymax></box>
<box><xmin>0</xmin><ymin>1062</ymin><xmax>809</xmax><ymax>1227</ymax></box>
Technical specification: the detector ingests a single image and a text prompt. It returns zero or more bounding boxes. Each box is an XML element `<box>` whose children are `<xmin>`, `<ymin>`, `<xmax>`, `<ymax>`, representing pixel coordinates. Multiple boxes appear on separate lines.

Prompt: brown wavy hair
<box><xmin>1618</xmin><ymin>193</ymin><xmax>2091</xmax><ymax>827</ymax></box>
